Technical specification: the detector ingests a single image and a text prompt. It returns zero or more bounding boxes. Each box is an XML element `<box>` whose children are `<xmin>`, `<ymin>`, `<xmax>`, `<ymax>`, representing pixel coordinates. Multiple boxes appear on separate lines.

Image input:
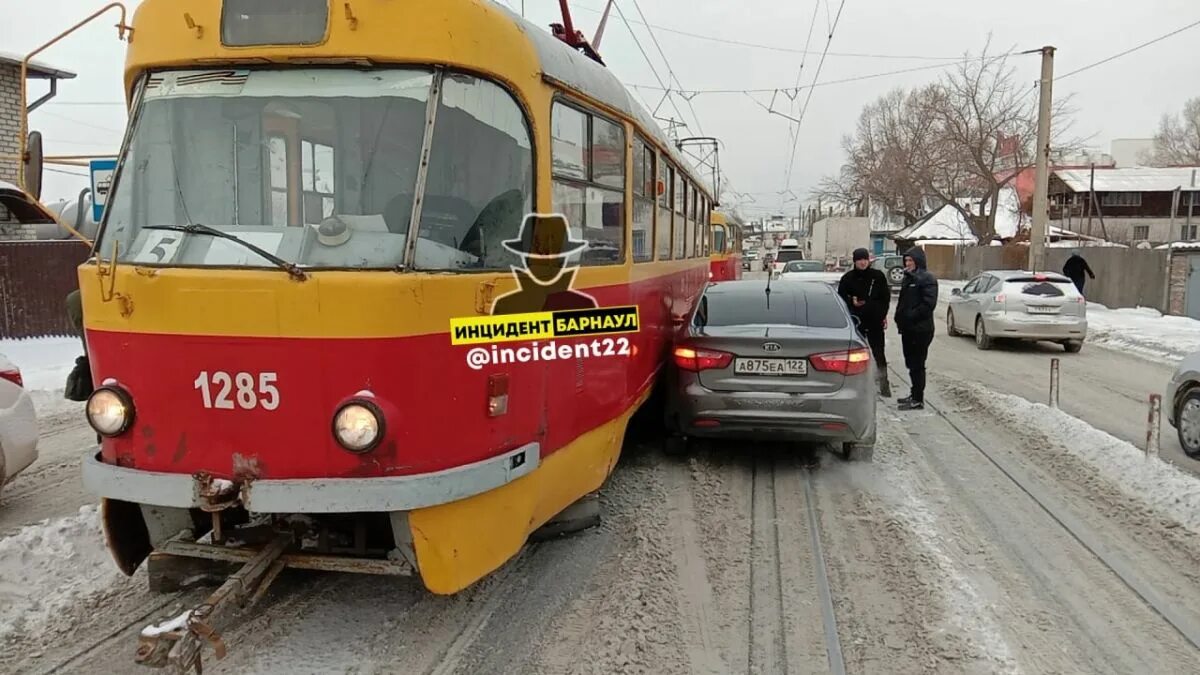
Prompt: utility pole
<box><xmin>1029</xmin><ymin>45</ymin><xmax>1055</xmax><ymax>272</ymax></box>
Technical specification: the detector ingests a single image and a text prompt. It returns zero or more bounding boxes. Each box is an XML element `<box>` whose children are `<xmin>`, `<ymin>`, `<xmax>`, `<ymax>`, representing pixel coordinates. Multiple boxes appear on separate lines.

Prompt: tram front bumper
<box><xmin>81</xmin><ymin>442</ymin><xmax>540</xmax><ymax>513</ymax></box>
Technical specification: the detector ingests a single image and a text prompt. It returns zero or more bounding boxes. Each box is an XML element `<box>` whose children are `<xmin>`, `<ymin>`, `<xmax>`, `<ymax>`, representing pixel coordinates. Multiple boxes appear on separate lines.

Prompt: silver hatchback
<box><xmin>664</xmin><ymin>280</ymin><xmax>877</xmax><ymax>461</ymax></box>
<box><xmin>947</xmin><ymin>270</ymin><xmax>1088</xmax><ymax>352</ymax></box>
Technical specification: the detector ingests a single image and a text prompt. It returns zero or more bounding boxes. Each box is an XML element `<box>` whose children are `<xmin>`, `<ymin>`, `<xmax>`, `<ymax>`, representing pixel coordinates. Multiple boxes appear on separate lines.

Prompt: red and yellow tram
<box><xmin>78</xmin><ymin>0</ymin><xmax>713</xmax><ymax>595</ymax></box>
<box><xmin>708</xmin><ymin>212</ymin><xmax>743</xmax><ymax>281</ymax></box>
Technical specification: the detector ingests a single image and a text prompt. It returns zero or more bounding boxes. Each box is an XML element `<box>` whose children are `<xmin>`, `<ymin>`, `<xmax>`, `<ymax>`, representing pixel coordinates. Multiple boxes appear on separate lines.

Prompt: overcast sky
<box><xmin>6</xmin><ymin>0</ymin><xmax>1198</xmax><ymax>214</ymax></box>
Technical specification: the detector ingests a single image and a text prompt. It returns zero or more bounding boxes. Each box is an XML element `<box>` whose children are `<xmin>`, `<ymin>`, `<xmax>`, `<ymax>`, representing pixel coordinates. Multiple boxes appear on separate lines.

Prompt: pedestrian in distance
<box><xmin>837</xmin><ymin>248</ymin><xmax>892</xmax><ymax>397</ymax></box>
<box><xmin>893</xmin><ymin>248</ymin><xmax>938</xmax><ymax>411</ymax></box>
<box><xmin>1062</xmin><ymin>249</ymin><xmax>1095</xmax><ymax>295</ymax></box>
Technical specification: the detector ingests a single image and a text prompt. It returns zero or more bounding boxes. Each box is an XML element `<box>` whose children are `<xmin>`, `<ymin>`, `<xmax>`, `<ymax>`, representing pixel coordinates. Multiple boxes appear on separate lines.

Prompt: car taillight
<box><xmin>810</xmin><ymin>348</ymin><xmax>871</xmax><ymax>375</ymax></box>
<box><xmin>673</xmin><ymin>346</ymin><xmax>733</xmax><ymax>372</ymax></box>
<box><xmin>0</xmin><ymin>368</ymin><xmax>21</xmax><ymax>387</ymax></box>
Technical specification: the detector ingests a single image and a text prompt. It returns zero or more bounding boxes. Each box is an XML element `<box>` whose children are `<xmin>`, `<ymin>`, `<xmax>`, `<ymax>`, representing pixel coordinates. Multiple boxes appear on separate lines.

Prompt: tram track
<box><xmin>888</xmin><ymin>363</ymin><xmax>1200</xmax><ymax>654</ymax></box>
<box><xmin>746</xmin><ymin>453</ymin><xmax>846</xmax><ymax>675</ymax></box>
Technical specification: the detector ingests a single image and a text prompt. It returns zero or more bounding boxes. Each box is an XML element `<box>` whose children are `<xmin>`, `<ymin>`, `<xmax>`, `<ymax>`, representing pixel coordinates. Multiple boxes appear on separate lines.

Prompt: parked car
<box><xmin>1166</xmin><ymin>353</ymin><xmax>1200</xmax><ymax>458</ymax></box>
<box><xmin>946</xmin><ymin>270</ymin><xmax>1087</xmax><ymax>352</ymax></box>
<box><xmin>778</xmin><ymin>260</ymin><xmax>842</xmax><ymax>285</ymax></box>
<box><xmin>743</xmin><ymin>250</ymin><xmax>758</xmax><ymax>271</ymax></box>
<box><xmin>0</xmin><ymin>353</ymin><xmax>38</xmax><ymax>496</ymax></box>
<box><xmin>664</xmin><ymin>280</ymin><xmax>876</xmax><ymax>461</ymax></box>
<box><xmin>872</xmin><ymin>254</ymin><xmax>905</xmax><ymax>292</ymax></box>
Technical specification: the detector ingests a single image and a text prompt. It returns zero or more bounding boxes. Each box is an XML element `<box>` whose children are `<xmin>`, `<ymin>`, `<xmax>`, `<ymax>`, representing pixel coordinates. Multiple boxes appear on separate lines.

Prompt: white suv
<box><xmin>0</xmin><ymin>353</ymin><xmax>37</xmax><ymax>496</ymax></box>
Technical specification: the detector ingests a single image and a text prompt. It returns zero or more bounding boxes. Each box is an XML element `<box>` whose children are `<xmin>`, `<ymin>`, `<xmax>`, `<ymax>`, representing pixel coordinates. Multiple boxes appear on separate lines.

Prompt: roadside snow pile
<box><xmin>962</xmin><ymin>385</ymin><xmax>1200</xmax><ymax>533</ymax></box>
<box><xmin>0</xmin><ymin>505</ymin><xmax>124</xmax><ymax>640</ymax></box>
<box><xmin>1085</xmin><ymin>304</ymin><xmax>1200</xmax><ymax>364</ymax></box>
<box><xmin>0</xmin><ymin>337</ymin><xmax>83</xmax><ymax>416</ymax></box>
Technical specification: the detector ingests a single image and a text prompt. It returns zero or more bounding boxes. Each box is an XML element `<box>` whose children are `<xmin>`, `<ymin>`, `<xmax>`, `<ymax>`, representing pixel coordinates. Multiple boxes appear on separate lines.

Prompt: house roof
<box><xmin>0</xmin><ymin>50</ymin><xmax>76</xmax><ymax>80</ymax></box>
<box><xmin>1053</xmin><ymin>167</ymin><xmax>1200</xmax><ymax>193</ymax></box>
<box><xmin>892</xmin><ymin>186</ymin><xmax>1025</xmax><ymax>242</ymax></box>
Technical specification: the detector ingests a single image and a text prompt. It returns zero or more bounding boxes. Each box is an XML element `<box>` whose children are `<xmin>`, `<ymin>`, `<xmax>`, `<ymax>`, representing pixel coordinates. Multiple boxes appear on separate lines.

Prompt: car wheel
<box><xmin>1177</xmin><ymin>390</ymin><xmax>1200</xmax><ymax>459</ymax></box>
<box><xmin>974</xmin><ymin>317</ymin><xmax>993</xmax><ymax>350</ymax></box>
<box><xmin>839</xmin><ymin>442</ymin><xmax>874</xmax><ymax>462</ymax></box>
<box><xmin>663</xmin><ymin>434</ymin><xmax>690</xmax><ymax>457</ymax></box>
<box><xmin>947</xmin><ymin>309</ymin><xmax>961</xmax><ymax>337</ymax></box>
<box><xmin>1064</xmin><ymin>340</ymin><xmax>1083</xmax><ymax>353</ymax></box>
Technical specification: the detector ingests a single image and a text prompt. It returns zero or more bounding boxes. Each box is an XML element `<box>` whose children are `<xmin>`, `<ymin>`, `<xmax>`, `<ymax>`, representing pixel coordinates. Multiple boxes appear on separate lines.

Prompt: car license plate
<box><xmin>1027</xmin><ymin>305</ymin><xmax>1059</xmax><ymax>314</ymax></box>
<box><xmin>734</xmin><ymin>358</ymin><xmax>808</xmax><ymax>376</ymax></box>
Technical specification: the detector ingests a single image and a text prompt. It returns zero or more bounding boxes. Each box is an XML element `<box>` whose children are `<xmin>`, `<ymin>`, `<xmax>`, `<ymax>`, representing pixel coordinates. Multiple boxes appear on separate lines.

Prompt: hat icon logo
<box><xmin>502</xmin><ymin>213</ymin><xmax>589</xmax><ymax>258</ymax></box>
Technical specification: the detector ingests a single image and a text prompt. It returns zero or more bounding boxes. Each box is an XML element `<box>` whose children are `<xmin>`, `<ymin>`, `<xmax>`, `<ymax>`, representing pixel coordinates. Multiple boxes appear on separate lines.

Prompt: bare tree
<box><xmin>814</xmin><ymin>88</ymin><xmax>937</xmax><ymax>226</ymax></box>
<box><xmin>1148</xmin><ymin>97</ymin><xmax>1200</xmax><ymax>166</ymax></box>
<box><xmin>924</xmin><ymin>46</ymin><xmax>1077</xmax><ymax>241</ymax></box>
<box><xmin>818</xmin><ymin>43</ymin><xmax>1078</xmax><ymax>242</ymax></box>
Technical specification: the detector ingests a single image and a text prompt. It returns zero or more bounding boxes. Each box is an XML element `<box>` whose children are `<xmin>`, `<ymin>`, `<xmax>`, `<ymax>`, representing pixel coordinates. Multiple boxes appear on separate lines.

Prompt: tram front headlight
<box><xmin>86</xmin><ymin>386</ymin><xmax>134</xmax><ymax>436</ymax></box>
<box><xmin>332</xmin><ymin>401</ymin><xmax>383</xmax><ymax>453</ymax></box>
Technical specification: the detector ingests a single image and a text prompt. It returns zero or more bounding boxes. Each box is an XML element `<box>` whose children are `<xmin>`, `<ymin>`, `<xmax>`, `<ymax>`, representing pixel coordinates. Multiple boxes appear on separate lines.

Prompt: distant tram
<box><xmin>708</xmin><ymin>212</ymin><xmax>743</xmax><ymax>281</ymax></box>
<box><xmin>78</xmin><ymin>0</ymin><xmax>715</xmax><ymax>598</ymax></box>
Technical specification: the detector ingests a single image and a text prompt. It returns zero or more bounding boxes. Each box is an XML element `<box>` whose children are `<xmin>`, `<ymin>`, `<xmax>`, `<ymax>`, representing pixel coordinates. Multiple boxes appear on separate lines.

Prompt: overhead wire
<box><xmin>627</xmin><ymin>0</ymin><xmax>705</xmax><ymax>136</ymax></box>
<box><xmin>783</xmin><ymin>0</ymin><xmax>848</xmax><ymax>191</ymax></box>
<box><xmin>625</xmin><ymin>60</ymin><xmax>963</xmax><ymax>96</ymax></box>
<box><xmin>1056</xmin><ymin>17</ymin><xmax>1200</xmax><ymax>80</ymax></box>
<box><xmin>610</xmin><ymin>0</ymin><xmax>692</xmax><ymax>136</ymax></box>
<box><xmin>569</xmin><ymin>2</ymin><xmax>962</xmax><ymax>61</ymax></box>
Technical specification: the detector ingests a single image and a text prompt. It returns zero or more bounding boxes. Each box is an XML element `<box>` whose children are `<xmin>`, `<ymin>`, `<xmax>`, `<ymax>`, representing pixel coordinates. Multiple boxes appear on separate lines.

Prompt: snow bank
<box><xmin>0</xmin><ymin>505</ymin><xmax>124</xmax><ymax>640</ymax></box>
<box><xmin>960</xmin><ymin>384</ymin><xmax>1200</xmax><ymax>533</ymax></box>
<box><xmin>0</xmin><ymin>337</ymin><xmax>84</xmax><ymax>416</ymax></box>
<box><xmin>1084</xmin><ymin>304</ymin><xmax>1200</xmax><ymax>364</ymax></box>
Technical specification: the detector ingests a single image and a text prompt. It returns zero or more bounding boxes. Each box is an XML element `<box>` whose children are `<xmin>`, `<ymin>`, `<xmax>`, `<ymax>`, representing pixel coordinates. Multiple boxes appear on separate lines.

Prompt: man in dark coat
<box><xmin>1062</xmin><ymin>249</ymin><xmax>1095</xmax><ymax>295</ymax></box>
<box><xmin>893</xmin><ymin>248</ymin><xmax>938</xmax><ymax>410</ymax></box>
<box><xmin>838</xmin><ymin>248</ymin><xmax>892</xmax><ymax>396</ymax></box>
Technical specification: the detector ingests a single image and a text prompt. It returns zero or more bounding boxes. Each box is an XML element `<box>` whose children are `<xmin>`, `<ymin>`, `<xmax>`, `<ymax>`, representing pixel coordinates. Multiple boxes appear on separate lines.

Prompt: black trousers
<box><xmin>901</xmin><ymin>330</ymin><xmax>934</xmax><ymax>402</ymax></box>
<box><xmin>859</xmin><ymin>323</ymin><xmax>887</xmax><ymax>369</ymax></box>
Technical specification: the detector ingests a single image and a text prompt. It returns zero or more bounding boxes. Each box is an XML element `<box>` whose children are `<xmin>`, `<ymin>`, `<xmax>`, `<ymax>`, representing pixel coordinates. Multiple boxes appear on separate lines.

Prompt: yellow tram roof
<box><xmin>123</xmin><ymin>0</ymin><xmax>711</xmax><ymax>197</ymax></box>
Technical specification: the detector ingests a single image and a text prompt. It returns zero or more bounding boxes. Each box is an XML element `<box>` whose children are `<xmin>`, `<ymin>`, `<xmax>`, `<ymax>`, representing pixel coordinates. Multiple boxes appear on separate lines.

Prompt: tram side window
<box><xmin>632</xmin><ymin>136</ymin><xmax>654</xmax><ymax>263</ymax></box>
<box><xmin>420</xmin><ymin>74</ymin><xmax>534</xmax><ymax>270</ymax></box>
<box><xmin>673</xmin><ymin>172</ymin><xmax>686</xmax><ymax>259</ymax></box>
<box><xmin>551</xmin><ymin>101</ymin><xmax>626</xmax><ymax>266</ymax></box>
<box><xmin>657</xmin><ymin>162</ymin><xmax>673</xmax><ymax>260</ymax></box>
<box><xmin>267</xmin><ymin>136</ymin><xmax>289</xmax><ymax>226</ymax></box>
<box><xmin>693</xmin><ymin>191</ymin><xmax>703</xmax><ymax>257</ymax></box>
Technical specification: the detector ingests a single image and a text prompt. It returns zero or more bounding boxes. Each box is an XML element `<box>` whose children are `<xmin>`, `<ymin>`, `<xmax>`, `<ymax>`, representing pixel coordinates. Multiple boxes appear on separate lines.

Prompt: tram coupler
<box><xmin>136</xmin><ymin>533</ymin><xmax>291</xmax><ymax>674</ymax></box>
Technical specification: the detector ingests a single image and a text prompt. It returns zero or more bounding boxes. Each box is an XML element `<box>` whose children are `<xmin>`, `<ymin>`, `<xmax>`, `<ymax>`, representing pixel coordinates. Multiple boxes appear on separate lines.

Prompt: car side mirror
<box><xmin>951</xmin><ymin>288</ymin><xmax>962</xmax><ymax>296</ymax></box>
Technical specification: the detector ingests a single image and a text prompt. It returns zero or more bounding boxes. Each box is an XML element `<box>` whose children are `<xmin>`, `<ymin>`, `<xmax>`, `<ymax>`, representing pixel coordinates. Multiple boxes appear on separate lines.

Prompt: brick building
<box><xmin>0</xmin><ymin>51</ymin><xmax>76</xmax><ymax>240</ymax></box>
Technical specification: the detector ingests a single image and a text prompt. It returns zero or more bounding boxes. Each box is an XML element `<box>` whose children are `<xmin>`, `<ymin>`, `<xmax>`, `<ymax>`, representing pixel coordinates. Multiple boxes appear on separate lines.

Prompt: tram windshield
<box><xmin>98</xmin><ymin>68</ymin><xmax>533</xmax><ymax>271</ymax></box>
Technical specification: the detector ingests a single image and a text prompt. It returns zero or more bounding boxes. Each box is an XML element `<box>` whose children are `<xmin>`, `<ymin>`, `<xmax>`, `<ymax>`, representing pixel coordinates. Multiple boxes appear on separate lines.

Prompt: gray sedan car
<box><xmin>1166</xmin><ymin>353</ymin><xmax>1200</xmax><ymax>459</ymax></box>
<box><xmin>664</xmin><ymin>280</ymin><xmax>876</xmax><ymax>461</ymax></box>
<box><xmin>947</xmin><ymin>270</ymin><xmax>1087</xmax><ymax>352</ymax></box>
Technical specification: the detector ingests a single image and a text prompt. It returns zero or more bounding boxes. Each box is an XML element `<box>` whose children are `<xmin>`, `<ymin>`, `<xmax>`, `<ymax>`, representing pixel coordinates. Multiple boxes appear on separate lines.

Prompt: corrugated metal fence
<box><xmin>0</xmin><ymin>240</ymin><xmax>91</xmax><ymax>339</ymax></box>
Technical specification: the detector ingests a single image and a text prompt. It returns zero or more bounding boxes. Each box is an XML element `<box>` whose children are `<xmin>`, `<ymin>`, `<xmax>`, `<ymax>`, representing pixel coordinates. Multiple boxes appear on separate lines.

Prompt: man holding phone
<box><xmin>837</xmin><ymin>248</ymin><xmax>892</xmax><ymax>396</ymax></box>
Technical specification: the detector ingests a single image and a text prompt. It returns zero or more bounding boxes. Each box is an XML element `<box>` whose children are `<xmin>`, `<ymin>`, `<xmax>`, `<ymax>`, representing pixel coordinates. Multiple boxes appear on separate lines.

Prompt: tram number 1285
<box><xmin>194</xmin><ymin>371</ymin><xmax>280</xmax><ymax>411</ymax></box>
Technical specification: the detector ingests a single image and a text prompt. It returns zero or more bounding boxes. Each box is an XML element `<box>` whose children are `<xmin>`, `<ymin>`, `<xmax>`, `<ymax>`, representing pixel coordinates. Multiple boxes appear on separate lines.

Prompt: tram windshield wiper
<box><xmin>142</xmin><ymin>224</ymin><xmax>308</xmax><ymax>281</ymax></box>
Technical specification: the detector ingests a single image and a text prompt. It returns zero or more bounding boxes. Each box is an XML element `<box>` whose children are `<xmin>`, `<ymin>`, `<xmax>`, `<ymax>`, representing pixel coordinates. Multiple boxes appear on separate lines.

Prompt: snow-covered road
<box><xmin>3</xmin><ymin>283</ymin><xmax>1200</xmax><ymax>673</ymax></box>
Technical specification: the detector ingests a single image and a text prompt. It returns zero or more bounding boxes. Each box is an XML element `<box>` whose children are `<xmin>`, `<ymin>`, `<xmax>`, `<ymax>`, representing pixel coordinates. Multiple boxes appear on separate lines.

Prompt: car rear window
<box><xmin>698</xmin><ymin>287</ymin><xmax>848</xmax><ymax>328</ymax></box>
<box><xmin>775</xmin><ymin>250</ymin><xmax>805</xmax><ymax>263</ymax></box>
<box><xmin>1003</xmin><ymin>277</ymin><xmax>1076</xmax><ymax>297</ymax></box>
<box><xmin>785</xmin><ymin>260</ymin><xmax>824</xmax><ymax>272</ymax></box>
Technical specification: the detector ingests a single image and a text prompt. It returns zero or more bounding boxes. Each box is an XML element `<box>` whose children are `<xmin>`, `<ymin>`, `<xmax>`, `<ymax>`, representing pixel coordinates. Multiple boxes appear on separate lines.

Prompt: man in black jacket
<box><xmin>1062</xmin><ymin>250</ymin><xmax>1095</xmax><ymax>295</ymax></box>
<box><xmin>838</xmin><ymin>248</ymin><xmax>892</xmax><ymax>396</ymax></box>
<box><xmin>894</xmin><ymin>248</ymin><xmax>939</xmax><ymax>410</ymax></box>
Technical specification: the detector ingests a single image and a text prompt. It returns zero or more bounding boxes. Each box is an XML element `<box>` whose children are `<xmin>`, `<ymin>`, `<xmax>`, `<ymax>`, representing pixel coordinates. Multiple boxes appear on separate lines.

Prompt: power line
<box><xmin>627</xmin><ymin>0</ymin><xmax>704</xmax><ymax>136</ymax></box>
<box><xmin>35</xmin><ymin>109</ymin><xmax>125</xmax><ymax>134</ymax></box>
<box><xmin>626</xmin><ymin>60</ymin><xmax>961</xmax><ymax>95</ymax></box>
<box><xmin>610</xmin><ymin>1</ymin><xmax>692</xmax><ymax>140</ymax></box>
<box><xmin>45</xmin><ymin>167</ymin><xmax>89</xmax><ymax>177</ymax></box>
<box><xmin>784</xmin><ymin>0</ymin><xmax>848</xmax><ymax>191</ymax></box>
<box><xmin>570</xmin><ymin>2</ymin><xmax>962</xmax><ymax>61</ymax></box>
<box><xmin>1057</xmin><ymin>17</ymin><xmax>1200</xmax><ymax>80</ymax></box>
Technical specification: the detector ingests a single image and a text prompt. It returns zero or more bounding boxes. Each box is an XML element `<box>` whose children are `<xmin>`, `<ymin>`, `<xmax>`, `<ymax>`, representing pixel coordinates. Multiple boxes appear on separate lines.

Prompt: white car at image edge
<box><xmin>0</xmin><ymin>353</ymin><xmax>38</xmax><ymax>495</ymax></box>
